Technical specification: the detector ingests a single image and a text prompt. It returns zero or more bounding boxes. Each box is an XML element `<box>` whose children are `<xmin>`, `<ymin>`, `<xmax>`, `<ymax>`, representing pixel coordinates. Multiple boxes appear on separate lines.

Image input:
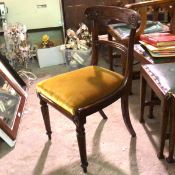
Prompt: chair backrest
<box><xmin>125</xmin><ymin>0</ymin><xmax>175</xmax><ymax>37</ymax></box>
<box><xmin>85</xmin><ymin>6</ymin><xmax>140</xmax><ymax>88</ymax></box>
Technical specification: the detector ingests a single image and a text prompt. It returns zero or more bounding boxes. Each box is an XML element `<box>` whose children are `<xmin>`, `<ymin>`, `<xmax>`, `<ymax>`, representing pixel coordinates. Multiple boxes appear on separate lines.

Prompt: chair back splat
<box><xmin>85</xmin><ymin>6</ymin><xmax>140</xmax><ymax>92</ymax></box>
<box><xmin>36</xmin><ymin>6</ymin><xmax>140</xmax><ymax>173</ymax></box>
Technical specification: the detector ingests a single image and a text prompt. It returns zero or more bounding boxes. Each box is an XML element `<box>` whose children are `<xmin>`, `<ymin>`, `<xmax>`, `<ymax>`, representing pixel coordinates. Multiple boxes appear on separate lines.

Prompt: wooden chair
<box><xmin>140</xmin><ymin>63</ymin><xmax>175</xmax><ymax>162</ymax></box>
<box><xmin>36</xmin><ymin>6</ymin><xmax>140</xmax><ymax>173</ymax></box>
<box><xmin>130</xmin><ymin>0</ymin><xmax>175</xmax><ymax>119</ymax></box>
<box><xmin>107</xmin><ymin>0</ymin><xmax>175</xmax><ymax>69</ymax></box>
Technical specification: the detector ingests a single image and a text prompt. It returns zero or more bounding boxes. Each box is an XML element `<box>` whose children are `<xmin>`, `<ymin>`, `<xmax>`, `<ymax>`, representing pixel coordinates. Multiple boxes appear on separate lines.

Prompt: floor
<box><xmin>0</xmin><ymin>58</ymin><xmax>175</xmax><ymax>175</ymax></box>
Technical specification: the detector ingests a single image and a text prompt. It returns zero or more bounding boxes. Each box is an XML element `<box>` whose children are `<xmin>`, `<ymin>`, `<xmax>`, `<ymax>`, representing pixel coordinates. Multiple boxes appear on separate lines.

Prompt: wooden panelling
<box><xmin>61</xmin><ymin>0</ymin><xmax>135</xmax><ymax>31</ymax></box>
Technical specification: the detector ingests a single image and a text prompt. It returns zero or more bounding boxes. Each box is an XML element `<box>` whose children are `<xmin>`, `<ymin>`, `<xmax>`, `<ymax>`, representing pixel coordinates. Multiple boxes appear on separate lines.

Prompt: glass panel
<box><xmin>0</xmin><ymin>74</ymin><xmax>20</xmax><ymax>128</ymax></box>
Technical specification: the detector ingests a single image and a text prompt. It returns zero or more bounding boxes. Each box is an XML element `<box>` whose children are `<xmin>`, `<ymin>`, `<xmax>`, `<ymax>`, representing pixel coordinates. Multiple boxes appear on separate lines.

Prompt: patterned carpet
<box><xmin>0</xmin><ymin>62</ymin><xmax>175</xmax><ymax>175</ymax></box>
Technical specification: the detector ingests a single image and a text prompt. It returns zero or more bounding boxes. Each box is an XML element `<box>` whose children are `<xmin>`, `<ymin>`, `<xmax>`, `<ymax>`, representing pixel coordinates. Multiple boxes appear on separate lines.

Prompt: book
<box><xmin>135</xmin><ymin>44</ymin><xmax>175</xmax><ymax>64</ymax></box>
<box><xmin>139</xmin><ymin>41</ymin><xmax>175</xmax><ymax>53</ymax></box>
<box><xmin>139</xmin><ymin>41</ymin><xmax>175</xmax><ymax>58</ymax></box>
<box><xmin>140</xmin><ymin>32</ymin><xmax>175</xmax><ymax>47</ymax></box>
<box><xmin>148</xmin><ymin>51</ymin><xmax>175</xmax><ymax>57</ymax></box>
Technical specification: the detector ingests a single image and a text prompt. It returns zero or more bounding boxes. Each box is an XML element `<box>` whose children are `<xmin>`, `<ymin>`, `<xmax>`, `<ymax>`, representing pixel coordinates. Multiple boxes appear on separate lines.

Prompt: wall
<box><xmin>0</xmin><ymin>0</ymin><xmax>64</xmax><ymax>46</ymax></box>
<box><xmin>4</xmin><ymin>0</ymin><xmax>63</xmax><ymax>29</ymax></box>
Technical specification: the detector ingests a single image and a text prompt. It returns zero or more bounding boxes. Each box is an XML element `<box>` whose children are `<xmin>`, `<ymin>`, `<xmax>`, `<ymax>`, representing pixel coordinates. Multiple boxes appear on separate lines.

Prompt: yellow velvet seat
<box><xmin>36</xmin><ymin>66</ymin><xmax>124</xmax><ymax>115</ymax></box>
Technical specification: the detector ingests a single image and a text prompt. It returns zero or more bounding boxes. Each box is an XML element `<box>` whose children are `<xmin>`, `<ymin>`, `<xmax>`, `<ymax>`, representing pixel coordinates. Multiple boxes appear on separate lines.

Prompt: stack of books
<box><xmin>139</xmin><ymin>32</ymin><xmax>175</xmax><ymax>57</ymax></box>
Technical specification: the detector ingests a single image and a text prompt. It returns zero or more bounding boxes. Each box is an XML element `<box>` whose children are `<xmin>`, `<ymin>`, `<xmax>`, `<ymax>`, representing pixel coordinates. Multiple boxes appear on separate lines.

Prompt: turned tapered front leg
<box><xmin>39</xmin><ymin>96</ymin><xmax>52</xmax><ymax>140</ymax></box>
<box><xmin>76</xmin><ymin>120</ymin><xmax>88</xmax><ymax>173</ymax></box>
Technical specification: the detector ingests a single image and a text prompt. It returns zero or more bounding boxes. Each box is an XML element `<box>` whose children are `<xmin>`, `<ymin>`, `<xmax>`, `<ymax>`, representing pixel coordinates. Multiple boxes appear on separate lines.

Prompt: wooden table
<box><xmin>168</xmin><ymin>94</ymin><xmax>175</xmax><ymax>163</ymax></box>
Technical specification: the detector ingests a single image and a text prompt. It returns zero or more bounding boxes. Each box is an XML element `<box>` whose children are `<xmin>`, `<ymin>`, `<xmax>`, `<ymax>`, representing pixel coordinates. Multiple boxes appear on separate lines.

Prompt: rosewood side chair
<box><xmin>36</xmin><ymin>6</ymin><xmax>140</xmax><ymax>173</ymax></box>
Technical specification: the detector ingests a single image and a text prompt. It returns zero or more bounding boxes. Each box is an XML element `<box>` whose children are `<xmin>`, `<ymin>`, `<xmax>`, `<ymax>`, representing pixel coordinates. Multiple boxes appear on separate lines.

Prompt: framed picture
<box><xmin>0</xmin><ymin>55</ymin><xmax>27</xmax><ymax>147</ymax></box>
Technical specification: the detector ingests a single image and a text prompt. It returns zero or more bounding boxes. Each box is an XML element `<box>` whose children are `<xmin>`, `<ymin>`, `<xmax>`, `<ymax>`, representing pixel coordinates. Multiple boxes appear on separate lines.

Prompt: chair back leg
<box><xmin>121</xmin><ymin>94</ymin><xmax>136</xmax><ymax>137</ymax></box>
<box><xmin>99</xmin><ymin>110</ymin><xmax>108</xmax><ymax>120</ymax></box>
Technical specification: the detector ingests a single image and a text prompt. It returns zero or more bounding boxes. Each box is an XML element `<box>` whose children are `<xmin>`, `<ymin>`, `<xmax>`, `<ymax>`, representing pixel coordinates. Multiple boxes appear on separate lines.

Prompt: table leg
<box><xmin>140</xmin><ymin>75</ymin><xmax>146</xmax><ymax>123</ymax></box>
<box><xmin>148</xmin><ymin>89</ymin><xmax>155</xmax><ymax>119</ymax></box>
<box><xmin>157</xmin><ymin>98</ymin><xmax>169</xmax><ymax>159</ymax></box>
<box><xmin>166</xmin><ymin>96</ymin><xmax>175</xmax><ymax>162</ymax></box>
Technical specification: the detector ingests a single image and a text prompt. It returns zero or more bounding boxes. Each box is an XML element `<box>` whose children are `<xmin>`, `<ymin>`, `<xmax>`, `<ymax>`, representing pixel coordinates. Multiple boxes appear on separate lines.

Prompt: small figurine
<box><xmin>41</xmin><ymin>34</ymin><xmax>54</xmax><ymax>48</ymax></box>
<box><xmin>65</xmin><ymin>23</ymin><xmax>92</xmax><ymax>50</ymax></box>
<box><xmin>65</xmin><ymin>29</ymin><xmax>79</xmax><ymax>49</ymax></box>
<box><xmin>63</xmin><ymin>23</ymin><xmax>92</xmax><ymax>67</ymax></box>
<box><xmin>76</xmin><ymin>23</ymin><xmax>92</xmax><ymax>48</ymax></box>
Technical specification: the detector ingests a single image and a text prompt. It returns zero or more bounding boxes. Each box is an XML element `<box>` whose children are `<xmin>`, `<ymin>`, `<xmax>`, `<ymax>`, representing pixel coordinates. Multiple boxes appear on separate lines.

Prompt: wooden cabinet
<box><xmin>61</xmin><ymin>0</ymin><xmax>135</xmax><ymax>31</ymax></box>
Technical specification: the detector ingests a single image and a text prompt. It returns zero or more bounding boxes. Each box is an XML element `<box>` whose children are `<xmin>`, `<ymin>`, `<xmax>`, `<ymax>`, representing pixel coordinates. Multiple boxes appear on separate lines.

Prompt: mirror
<box><xmin>0</xmin><ymin>57</ymin><xmax>27</xmax><ymax>147</ymax></box>
<box><xmin>0</xmin><ymin>75</ymin><xmax>20</xmax><ymax>128</ymax></box>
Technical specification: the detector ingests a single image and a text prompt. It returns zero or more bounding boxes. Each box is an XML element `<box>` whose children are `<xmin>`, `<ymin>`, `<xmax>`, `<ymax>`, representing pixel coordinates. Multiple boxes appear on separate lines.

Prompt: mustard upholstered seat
<box><xmin>37</xmin><ymin>6</ymin><xmax>140</xmax><ymax>173</ymax></box>
<box><xmin>37</xmin><ymin>66</ymin><xmax>124</xmax><ymax>115</ymax></box>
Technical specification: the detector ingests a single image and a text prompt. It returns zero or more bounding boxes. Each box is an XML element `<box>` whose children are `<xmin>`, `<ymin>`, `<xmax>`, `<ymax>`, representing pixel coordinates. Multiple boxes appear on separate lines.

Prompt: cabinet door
<box><xmin>61</xmin><ymin>0</ymin><xmax>93</xmax><ymax>30</ymax></box>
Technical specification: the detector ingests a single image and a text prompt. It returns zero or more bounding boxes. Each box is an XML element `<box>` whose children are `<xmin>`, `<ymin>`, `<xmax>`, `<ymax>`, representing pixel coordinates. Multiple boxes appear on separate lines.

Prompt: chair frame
<box><xmin>37</xmin><ymin>6</ymin><xmax>140</xmax><ymax>173</ymax></box>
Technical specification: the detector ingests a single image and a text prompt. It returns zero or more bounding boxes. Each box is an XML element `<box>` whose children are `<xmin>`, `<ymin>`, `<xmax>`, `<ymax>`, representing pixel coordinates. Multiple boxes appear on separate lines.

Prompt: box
<box><xmin>37</xmin><ymin>45</ymin><xmax>65</xmax><ymax>68</ymax></box>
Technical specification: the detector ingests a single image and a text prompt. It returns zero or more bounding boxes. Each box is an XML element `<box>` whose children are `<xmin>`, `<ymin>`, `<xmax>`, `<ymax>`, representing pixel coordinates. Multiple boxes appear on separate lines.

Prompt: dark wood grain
<box><xmin>61</xmin><ymin>0</ymin><xmax>135</xmax><ymax>31</ymax></box>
